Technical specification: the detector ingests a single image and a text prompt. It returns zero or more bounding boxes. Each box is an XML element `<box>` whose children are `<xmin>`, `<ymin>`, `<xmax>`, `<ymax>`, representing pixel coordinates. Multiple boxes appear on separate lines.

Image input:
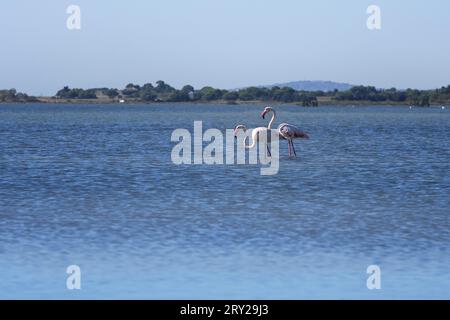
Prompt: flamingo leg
<box><xmin>291</xmin><ymin>140</ymin><xmax>297</xmax><ymax>157</ymax></box>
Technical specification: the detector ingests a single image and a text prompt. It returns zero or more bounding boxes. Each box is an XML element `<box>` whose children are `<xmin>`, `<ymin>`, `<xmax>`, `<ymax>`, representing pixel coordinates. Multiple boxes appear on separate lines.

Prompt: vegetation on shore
<box><xmin>53</xmin><ymin>82</ymin><xmax>450</xmax><ymax>106</ymax></box>
<box><xmin>2</xmin><ymin>81</ymin><xmax>450</xmax><ymax>106</ymax></box>
<box><xmin>54</xmin><ymin>81</ymin><xmax>320</xmax><ymax>106</ymax></box>
<box><xmin>0</xmin><ymin>89</ymin><xmax>38</xmax><ymax>103</ymax></box>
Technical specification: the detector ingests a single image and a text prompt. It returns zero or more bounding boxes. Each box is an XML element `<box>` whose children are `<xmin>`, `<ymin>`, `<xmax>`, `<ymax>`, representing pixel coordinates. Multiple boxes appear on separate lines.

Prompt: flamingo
<box><xmin>261</xmin><ymin>106</ymin><xmax>309</xmax><ymax>157</ymax></box>
<box><xmin>233</xmin><ymin>125</ymin><xmax>278</xmax><ymax>157</ymax></box>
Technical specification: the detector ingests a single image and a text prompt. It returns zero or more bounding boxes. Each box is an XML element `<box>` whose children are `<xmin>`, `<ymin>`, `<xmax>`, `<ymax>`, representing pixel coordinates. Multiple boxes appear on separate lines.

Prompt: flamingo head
<box><xmin>233</xmin><ymin>125</ymin><xmax>246</xmax><ymax>138</ymax></box>
<box><xmin>261</xmin><ymin>106</ymin><xmax>273</xmax><ymax>119</ymax></box>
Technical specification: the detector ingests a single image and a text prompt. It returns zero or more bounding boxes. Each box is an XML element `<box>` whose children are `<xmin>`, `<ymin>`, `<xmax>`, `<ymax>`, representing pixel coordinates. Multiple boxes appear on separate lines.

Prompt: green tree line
<box><xmin>55</xmin><ymin>81</ymin><xmax>320</xmax><ymax>106</ymax></box>
<box><xmin>0</xmin><ymin>89</ymin><xmax>38</xmax><ymax>102</ymax></box>
<box><xmin>52</xmin><ymin>82</ymin><xmax>450</xmax><ymax>106</ymax></box>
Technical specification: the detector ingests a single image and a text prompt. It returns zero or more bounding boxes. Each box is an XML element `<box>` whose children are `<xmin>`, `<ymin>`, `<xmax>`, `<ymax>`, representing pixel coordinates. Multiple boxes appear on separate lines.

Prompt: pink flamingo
<box><xmin>261</xmin><ymin>106</ymin><xmax>309</xmax><ymax>157</ymax></box>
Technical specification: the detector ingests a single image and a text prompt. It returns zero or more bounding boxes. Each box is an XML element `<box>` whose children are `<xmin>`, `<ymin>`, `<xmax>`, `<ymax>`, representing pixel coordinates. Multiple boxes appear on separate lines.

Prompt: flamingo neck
<box><xmin>244</xmin><ymin>136</ymin><xmax>256</xmax><ymax>149</ymax></box>
<box><xmin>268</xmin><ymin>110</ymin><xmax>276</xmax><ymax>129</ymax></box>
<box><xmin>244</xmin><ymin>131</ymin><xmax>257</xmax><ymax>149</ymax></box>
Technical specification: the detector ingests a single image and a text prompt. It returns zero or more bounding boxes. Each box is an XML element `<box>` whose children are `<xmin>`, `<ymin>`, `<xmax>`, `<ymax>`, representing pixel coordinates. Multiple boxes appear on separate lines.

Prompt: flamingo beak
<box><xmin>261</xmin><ymin>111</ymin><xmax>267</xmax><ymax>119</ymax></box>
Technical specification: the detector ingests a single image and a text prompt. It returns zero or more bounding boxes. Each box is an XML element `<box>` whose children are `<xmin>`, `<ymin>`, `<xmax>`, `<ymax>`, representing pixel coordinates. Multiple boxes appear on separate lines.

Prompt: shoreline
<box><xmin>3</xmin><ymin>83</ymin><xmax>450</xmax><ymax>107</ymax></box>
<box><xmin>0</xmin><ymin>98</ymin><xmax>448</xmax><ymax>107</ymax></box>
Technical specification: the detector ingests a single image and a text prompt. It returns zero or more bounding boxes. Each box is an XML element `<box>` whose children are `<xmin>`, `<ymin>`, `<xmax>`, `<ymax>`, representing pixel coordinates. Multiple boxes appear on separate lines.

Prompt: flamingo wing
<box><xmin>278</xmin><ymin>123</ymin><xmax>309</xmax><ymax>139</ymax></box>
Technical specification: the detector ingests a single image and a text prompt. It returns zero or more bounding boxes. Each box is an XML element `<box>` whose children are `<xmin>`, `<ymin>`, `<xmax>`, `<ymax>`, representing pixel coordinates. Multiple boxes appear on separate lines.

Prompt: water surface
<box><xmin>0</xmin><ymin>103</ymin><xmax>449</xmax><ymax>299</ymax></box>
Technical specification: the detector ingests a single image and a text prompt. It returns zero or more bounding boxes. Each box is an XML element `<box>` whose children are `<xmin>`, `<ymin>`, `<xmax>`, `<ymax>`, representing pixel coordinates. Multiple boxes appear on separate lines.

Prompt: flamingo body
<box><xmin>278</xmin><ymin>123</ymin><xmax>309</xmax><ymax>140</ymax></box>
<box><xmin>261</xmin><ymin>107</ymin><xmax>309</xmax><ymax>157</ymax></box>
<box><xmin>234</xmin><ymin>125</ymin><xmax>279</xmax><ymax>157</ymax></box>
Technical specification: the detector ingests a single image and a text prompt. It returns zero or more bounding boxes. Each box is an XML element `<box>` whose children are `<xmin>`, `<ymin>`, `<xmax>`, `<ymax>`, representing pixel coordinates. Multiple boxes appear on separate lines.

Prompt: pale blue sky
<box><xmin>1</xmin><ymin>0</ymin><xmax>449</xmax><ymax>95</ymax></box>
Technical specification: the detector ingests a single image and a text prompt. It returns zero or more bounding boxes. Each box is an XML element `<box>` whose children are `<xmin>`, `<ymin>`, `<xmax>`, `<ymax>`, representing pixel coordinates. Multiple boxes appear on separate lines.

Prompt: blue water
<box><xmin>0</xmin><ymin>103</ymin><xmax>449</xmax><ymax>299</ymax></box>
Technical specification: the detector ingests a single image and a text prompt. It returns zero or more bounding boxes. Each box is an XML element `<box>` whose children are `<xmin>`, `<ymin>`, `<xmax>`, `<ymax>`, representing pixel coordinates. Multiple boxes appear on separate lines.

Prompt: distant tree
<box><xmin>238</xmin><ymin>87</ymin><xmax>268</xmax><ymax>100</ymax></box>
<box><xmin>419</xmin><ymin>94</ymin><xmax>430</xmax><ymax>107</ymax></box>
<box><xmin>139</xmin><ymin>83</ymin><xmax>157</xmax><ymax>101</ymax></box>
<box><xmin>55</xmin><ymin>87</ymin><xmax>96</xmax><ymax>99</ymax></box>
<box><xmin>78</xmin><ymin>89</ymin><xmax>97</xmax><ymax>99</ymax></box>
<box><xmin>140</xmin><ymin>90</ymin><xmax>157</xmax><ymax>101</ymax></box>
<box><xmin>155</xmin><ymin>80</ymin><xmax>175</xmax><ymax>93</ymax></box>
<box><xmin>56</xmin><ymin>86</ymin><xmax>71</xmax><ymax>98</ymax></box>
<box><xmin>125</xmin><ymin>83</ymin><xmax>140</xmax><ymax>90</ymax></box>
<box><xmin>8</xmin><ymin>88</ymin><xmax>17</xmax><ymax>98</ymax></box>
<box><xmin>57</xmin><ymin>86</ymin><xmax>79</xmax><ymax>98</ymax></box>
<box><xmin>168</xmin><ymin>91</ymin><xmax>189</xmax><ymax>102</ymax></box>
<box><xmin>142</xmin><ymin>83</ymin><xmax>154</xmax><ymax>91</ymax></box>
<box><xmin>238</xmin><ymin>91</ymin><xmax>254</xmax><ymax>101</ymax></box>
<box><xmin>223</xmin><ymin>91</ymin><xmax>239</xmax><ymax>101</ymax></box>
<box><xmin>121</xmin><ymin>83</ymin><xmax>140</xmax><ymax>97</ymax></box>
<box><xmin>406</xmin><ymin>89</ymin><xmax>421</xmax><ymax>105</ymax></box>
<box><xmin>192</xmin><ymin>91</ymin><xmax>203</xmax><ymax>101</ymax></box>
<box><xmin>0</xmin><ymin>89</ymin><xmax>37</xmax><ymax>102</ymax></box>
<box><xmin>271</xmin><ymin>87</ymin><xmax>296</xmax><ymax>102</ymax></box>
<box><xmin>440</xmin><ymin>85</ymin><xmax>450</xmax><ymax>94</ymax></box>
<box><xmin>200</xmin><ymin>87</ymin><xmax>223</xmax><ymax>101</ymax></box>
<box><xmin>104</xmin><ymin>88</ymin><xmax>119</xmax><ymax>98</ymax></box>
<box><xmin>0</xmin><ymin>90</ymin><xmax>7</xmax><ymax>101</ymax></box>
<box><xmin>181</xmin><ymin>85</ymin><xmax>194</xmax><ymax>93</ymax></box>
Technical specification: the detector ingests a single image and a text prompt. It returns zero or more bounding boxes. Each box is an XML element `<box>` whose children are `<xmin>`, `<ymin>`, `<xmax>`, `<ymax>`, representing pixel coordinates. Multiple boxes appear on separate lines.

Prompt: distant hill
<box><xmin>262</xmin><ymin>80</ymin><xmax>354</xmax><ymax>92</ymax></box>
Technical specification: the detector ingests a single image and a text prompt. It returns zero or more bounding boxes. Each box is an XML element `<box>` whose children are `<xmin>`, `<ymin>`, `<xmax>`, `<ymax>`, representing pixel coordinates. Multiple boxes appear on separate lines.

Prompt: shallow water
<box><xmin>0</xmin><ymin>103</ymin><xmax>449</xmax><ymax>299</ymax></box>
